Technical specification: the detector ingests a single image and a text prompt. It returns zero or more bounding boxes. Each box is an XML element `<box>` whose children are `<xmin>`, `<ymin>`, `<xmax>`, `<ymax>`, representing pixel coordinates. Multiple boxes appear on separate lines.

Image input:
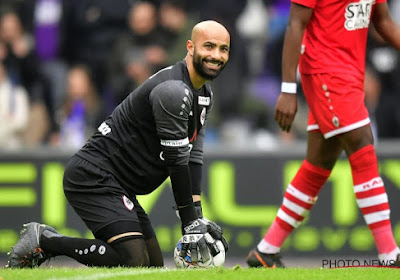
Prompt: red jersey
<box><xmin>292</xmin><ymin>0</ymin><xmax>386</xmax><ymax>80</ymax></box>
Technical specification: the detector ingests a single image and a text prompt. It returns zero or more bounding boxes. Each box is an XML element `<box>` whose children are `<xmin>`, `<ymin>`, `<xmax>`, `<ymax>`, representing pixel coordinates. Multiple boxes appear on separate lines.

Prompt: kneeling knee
<box><xmin>112</xmin><ymin>238</ymin><xmax>151</xmax><ymax>267</ymax></box>
<box><xmin>120</xmin><ymin>252</ymin><xmax>150</xmax><ymax>267</ymax></box>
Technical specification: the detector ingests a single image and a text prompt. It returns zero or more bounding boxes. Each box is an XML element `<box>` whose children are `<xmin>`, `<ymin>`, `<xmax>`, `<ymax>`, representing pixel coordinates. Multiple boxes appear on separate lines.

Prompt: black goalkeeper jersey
<box><xmin>77</xmin><ymin>60</ymin><xmax>213</xmax><ymax>195</ymax></box>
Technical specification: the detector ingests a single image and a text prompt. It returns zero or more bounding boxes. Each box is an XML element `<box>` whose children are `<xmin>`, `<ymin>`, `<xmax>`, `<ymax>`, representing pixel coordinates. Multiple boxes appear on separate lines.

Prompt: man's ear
<box><xmin>186</xmin><ymin>40</ymin><xmax>194</xmax><ymax>56</ymax></box>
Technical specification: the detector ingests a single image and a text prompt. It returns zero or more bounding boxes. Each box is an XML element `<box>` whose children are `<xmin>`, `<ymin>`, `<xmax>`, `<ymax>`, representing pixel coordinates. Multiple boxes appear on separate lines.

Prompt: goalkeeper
<box><xmin>7</xmin><ymin>20</ymin><xmax>230</xmax><ymax>268</ymax></box>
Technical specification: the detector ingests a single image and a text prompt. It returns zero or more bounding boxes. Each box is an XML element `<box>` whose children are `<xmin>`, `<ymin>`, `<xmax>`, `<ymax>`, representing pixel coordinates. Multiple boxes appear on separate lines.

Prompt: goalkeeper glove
<box><xmin>201</xmin><ymin>217</ymin><xmax>229</xmax><ymax>253</ymax></box>
<box><xmin>175</xmin><ymin>202</ymin><xmax>229</xmax><ymax>257</ymax></box>
<box><xmin>194</xmin><ymin>201</ymin><xmax>229</xmax><ymax>253</ymax></box>
<box><xmin>180</xmin><ymin>218</ymin><xmax>211</xmax><ymax>263</ymax></box>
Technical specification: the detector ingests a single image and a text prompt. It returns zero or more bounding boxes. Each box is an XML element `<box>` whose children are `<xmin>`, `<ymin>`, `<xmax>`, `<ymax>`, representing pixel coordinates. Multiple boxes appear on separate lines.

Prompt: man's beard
<box><xmin>192</xmin><ymin>49</ymin><xmax>226</xmax><ymax>80</ymax></box>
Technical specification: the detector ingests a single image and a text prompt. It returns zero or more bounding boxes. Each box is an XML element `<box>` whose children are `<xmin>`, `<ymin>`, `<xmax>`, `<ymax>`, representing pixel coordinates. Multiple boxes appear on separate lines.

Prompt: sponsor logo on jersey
<box><xmin>198</xmin><ymin>96</ymin><xmax>210</xmax><ymax>106</ymax></box>
<box><xmin>344</xmin><ymin>0</ymin><xmax>375</xmax><ymax>31</ymax></box>
<box><xmin>200</xmin><ymin>107</ymin><xmax>206</xmax><ymax>125</ymax></box>
<box><xmin>123</xmin><ymin>195</ymin><xmax>134</xmax><ymax>210</ymax></box>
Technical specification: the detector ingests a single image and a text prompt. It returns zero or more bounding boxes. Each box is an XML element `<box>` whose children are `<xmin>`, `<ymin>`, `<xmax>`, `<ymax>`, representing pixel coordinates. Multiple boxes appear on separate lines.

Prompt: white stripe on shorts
<box><xmin>324</xmin><ymin>118</ymin><xmax>370</xmax><ymax>139</ymax></box>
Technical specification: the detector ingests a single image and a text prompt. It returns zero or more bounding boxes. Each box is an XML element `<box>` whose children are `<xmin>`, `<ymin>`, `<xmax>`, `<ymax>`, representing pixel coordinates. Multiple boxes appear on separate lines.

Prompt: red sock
<box><xmin>263</xmin><ymin>160</ymin><xmax>331</xmax><ymax>249</ymax></box>
<box><xmin>349</xmin><ymin>144</ymin><xmax>397</xmax><ymax>254</ymax></box>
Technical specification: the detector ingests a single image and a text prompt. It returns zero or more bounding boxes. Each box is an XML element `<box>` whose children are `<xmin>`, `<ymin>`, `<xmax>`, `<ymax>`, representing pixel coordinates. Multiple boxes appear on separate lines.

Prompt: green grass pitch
<box><xmin>1</xmin><ymin>266</ymin><xmax>399</xmax><ymax>280</ymax></box>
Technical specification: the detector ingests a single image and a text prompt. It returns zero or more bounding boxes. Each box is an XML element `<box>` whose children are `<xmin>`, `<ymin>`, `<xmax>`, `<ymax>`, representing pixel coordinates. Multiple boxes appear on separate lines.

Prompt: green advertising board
<box><xmin>0</xmin><ymin>147</ymin><xmax>400</xmax><ymax>261</ymax></box>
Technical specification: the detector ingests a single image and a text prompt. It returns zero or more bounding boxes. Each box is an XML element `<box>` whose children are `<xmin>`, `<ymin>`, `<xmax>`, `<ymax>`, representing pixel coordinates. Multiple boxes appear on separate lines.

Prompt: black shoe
<box><xmin>246</xmin><ymin>248</ymin><xmax>285</xmax><ymax>268</ymax></box>
<box><xmin>6</xmin><ymin>222</ymin><xmax>60</xmax><ymax>268</ymax></box>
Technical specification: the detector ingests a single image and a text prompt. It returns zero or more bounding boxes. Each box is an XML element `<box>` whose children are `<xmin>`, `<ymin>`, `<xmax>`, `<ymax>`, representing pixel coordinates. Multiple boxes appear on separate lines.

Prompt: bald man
<box><xmin>7</xmin><ymin>20</ymin><xmax>230</xmax><ymax>268</ymax></box>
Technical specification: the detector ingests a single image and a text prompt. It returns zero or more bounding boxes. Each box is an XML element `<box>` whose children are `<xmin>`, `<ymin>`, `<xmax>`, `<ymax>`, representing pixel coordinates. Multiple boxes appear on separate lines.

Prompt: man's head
<box><xmin>128</xmin><ymin>2</ymin><xmax>157</xmax><ymax>35</ymax></box>
<box><xmin>185</xmin><ymin>20</ymin><xmax>230</xmax><ymax>88</ymax></box>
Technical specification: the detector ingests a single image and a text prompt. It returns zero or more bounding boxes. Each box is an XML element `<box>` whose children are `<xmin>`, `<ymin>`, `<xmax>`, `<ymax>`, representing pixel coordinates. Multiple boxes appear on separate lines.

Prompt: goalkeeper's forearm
<box><xmin>168</xmin><ymin>164</ymin><xmax>198</xmax><ymax>225</ymax></box>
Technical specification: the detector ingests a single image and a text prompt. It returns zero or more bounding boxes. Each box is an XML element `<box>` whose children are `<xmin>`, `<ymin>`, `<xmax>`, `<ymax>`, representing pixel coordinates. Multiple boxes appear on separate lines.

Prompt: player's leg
<box><xmin>339</xmin><ymin>125</ymin><xmax>400</xmax><ymax>265</ymax></box>
<box><xmin>7</xmin><ymin>222</ymin><xmax>152</xmax><ymax>268</ymax></box>
<box><xmin>112</xmin><ymin>238</ymin><xmax>150</xmax><ymax>267</ymax></box>
<box><xmin>247</xmin><ymin>131</ymin><xmax>343</xmax><ymax>268</ymax></box>
<box><xmin>8</xmin><ymin>157</ymin><xmax>155</xmax><ymax>267</ymax></box>
<box><xmin>134</xmin><ymin>198</ymin><xmax>164</xmax><ymax>267</ymax></box>
<box><xmin>40</xmin><ymin>223</ymin><xmax>149</xmax><ymax>267</ymax></box>
<box><xmin>6</xmin><ymin>221</ymin><xmax>143</xmax><ymax>268</ymax></box>
<box><xmin>145</xmin><ymin>237</ymin><xmax>164</xmax><ymax>267</ymax></box>
<box><xmin>106</xmin><ymin>234</ymin><xmax>163</xmax><ymax>267</ymax></box>
<box><xmin>94</xmin><ymin>221</ymin><xmax>150</xmax><ymax>267</ymax></box>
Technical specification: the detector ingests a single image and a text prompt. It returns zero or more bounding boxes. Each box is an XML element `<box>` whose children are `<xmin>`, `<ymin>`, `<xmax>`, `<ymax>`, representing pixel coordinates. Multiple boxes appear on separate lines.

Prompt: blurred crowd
<box><xmin>0</xmin><ymin>0</ymin><xmax>399</xmax><ymax>152</ymax></box>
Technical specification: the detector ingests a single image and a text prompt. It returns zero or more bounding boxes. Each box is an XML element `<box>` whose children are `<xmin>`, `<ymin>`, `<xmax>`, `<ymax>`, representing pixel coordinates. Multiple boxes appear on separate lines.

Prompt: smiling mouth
<box><xmin>204</xmin><ymin>60</ymin><xmax>222</xmax><ymax>68</ymax></box>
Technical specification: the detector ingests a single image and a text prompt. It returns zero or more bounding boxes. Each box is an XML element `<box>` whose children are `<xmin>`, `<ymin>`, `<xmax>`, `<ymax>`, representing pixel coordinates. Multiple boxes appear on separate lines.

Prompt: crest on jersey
<box><xmin>123</xmin><ymin>195</ymin><xmax>134</xmax><ymax>210</ymax></box>
<box><xmin>332</xmin><ymin>116</ymin><xmax>340</xmax><ymax>128</ymax></box>
<box><xmin>200</xmin><ymin>107</ymin><xmax>206</xmax><ymax>125</ymax></box>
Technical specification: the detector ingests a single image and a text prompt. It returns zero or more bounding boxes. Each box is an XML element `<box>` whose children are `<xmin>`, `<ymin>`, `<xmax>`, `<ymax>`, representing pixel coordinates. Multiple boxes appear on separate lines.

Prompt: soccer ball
<box><xmin>173</xmin><ymin>237</ymin><xmax>226</xmax><ymax>268</ymax></box>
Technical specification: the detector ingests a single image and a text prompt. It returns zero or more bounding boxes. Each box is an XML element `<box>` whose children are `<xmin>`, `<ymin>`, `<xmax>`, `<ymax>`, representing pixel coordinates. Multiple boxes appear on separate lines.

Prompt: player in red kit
<box><xmin>247</xmin><ymin>0</ymin><xmax>400</xmax><ymax>268</ymax></box>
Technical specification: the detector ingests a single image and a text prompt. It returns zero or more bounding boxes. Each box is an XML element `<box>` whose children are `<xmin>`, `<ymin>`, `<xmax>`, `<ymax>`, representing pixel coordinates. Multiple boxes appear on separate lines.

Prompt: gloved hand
<box><xmin>194</xmin><ymin>202</ymin><xmax>229</xmax><ymax>253</ymax></box>
<box><xmin>200</xmin><ymin>217</ymin><xmax>229</xmax><ymax>253</ymax></box>
<box><xmin>180</xmin><ymin>218</ymin><xmax>212</xmax><ymax>263</ymax></box>
<box><xmin>176</xmin><ymin>202</ymin><xmax>229</xmax><ymax>259</ymax></box>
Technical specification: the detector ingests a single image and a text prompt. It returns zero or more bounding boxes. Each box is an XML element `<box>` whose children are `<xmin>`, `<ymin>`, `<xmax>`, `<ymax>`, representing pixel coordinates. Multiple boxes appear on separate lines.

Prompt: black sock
<box><xmin>41</xmin><ymin>234</ymin><xmax>122</xmax><ymax>267</ymax></box>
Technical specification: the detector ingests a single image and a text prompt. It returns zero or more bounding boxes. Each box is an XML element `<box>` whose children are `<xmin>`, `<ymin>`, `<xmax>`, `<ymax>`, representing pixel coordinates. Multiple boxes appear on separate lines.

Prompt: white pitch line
<box><xmin>47</xmin><ymin>268</ymin><xmax>180</xmax><ymax>280</ymax></box>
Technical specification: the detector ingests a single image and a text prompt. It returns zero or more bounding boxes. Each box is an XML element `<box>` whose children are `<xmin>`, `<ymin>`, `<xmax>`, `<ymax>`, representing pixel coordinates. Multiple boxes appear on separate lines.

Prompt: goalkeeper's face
<box><xmin>189</xmin><ymin>21</ymin><xmax>230</xmax><ymax>81</ymax></box>
<box><xmin>192</xmin><ymin>45</ymin><xmax>228</xmax><ymax>81</ymax></box>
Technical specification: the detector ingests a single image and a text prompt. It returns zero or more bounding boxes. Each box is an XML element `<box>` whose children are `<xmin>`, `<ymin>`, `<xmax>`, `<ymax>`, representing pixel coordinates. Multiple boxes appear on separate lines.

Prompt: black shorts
<box><xmin>63</xmin><ymin>155</ymin><xmax>155</xmax><ymax>242</ymax></box>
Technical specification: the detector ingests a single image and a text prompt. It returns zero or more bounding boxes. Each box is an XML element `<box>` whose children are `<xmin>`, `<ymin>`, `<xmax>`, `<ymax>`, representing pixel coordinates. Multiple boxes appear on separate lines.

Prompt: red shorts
<box><xmin>301</xmin><ymin>73</ymin><xmax>370</xmax><ymax>139</ymax></box>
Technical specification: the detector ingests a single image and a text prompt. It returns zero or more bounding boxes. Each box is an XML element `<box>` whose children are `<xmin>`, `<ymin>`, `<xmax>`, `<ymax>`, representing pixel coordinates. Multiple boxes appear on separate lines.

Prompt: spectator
<box><xmin>64</xmin><ymin>0</ymin><xmax>132</xmax><ymax>93</ymax></box>
<box><xmin>108</xmin><ymin>1</ymin><xmax>167</xmax><ymax>105</ymax></box>
<box><xmin>158</xmin><ymin>0</ymin><xmax>198</xmax><ymax>65</ymax></box>
<box><xmin>0</xmin><ymin>9</ymin><xmax>50</xmax><ymax>147</ymax></box>
<box><xmin>0</xmin><ymin>10</ymin><xmax>43</xmax><ymax>100</ymax></box>
<box><xmin>51</xmin><ymin>65</ymin><xmax>105</xmax><ymax>150</ymax></box>
<box><xmin>0</xmin><ymin>62</ymin><xmax>29</xmax><ymax>150</ymax></box>
<box><xmin>17</xmin><ymin>0</ymin><xmax>70</xmax><ymax>116</ymax></box>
